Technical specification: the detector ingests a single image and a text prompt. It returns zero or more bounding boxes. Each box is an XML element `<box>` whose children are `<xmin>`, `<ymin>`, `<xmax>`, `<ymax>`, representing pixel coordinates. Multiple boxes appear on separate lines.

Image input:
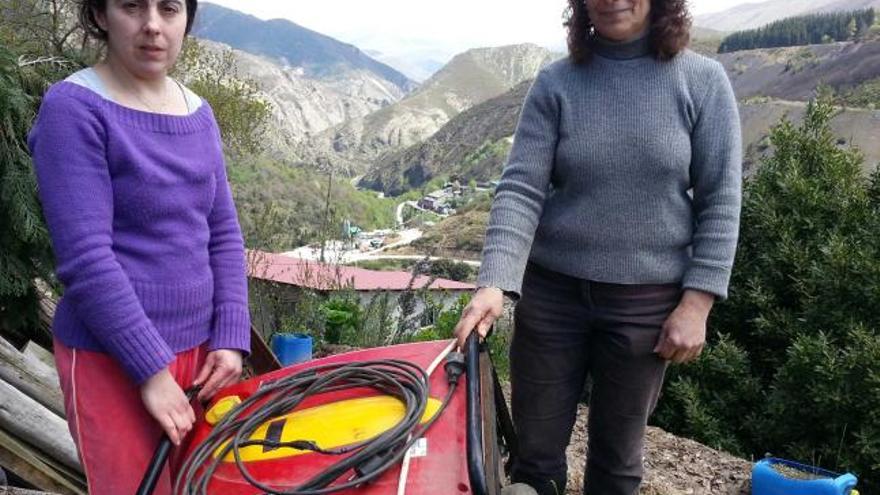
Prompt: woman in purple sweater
<box><xmin>28</xmin><ymin>0</ymin><xmax>250</xmax><ymax>492</ymax></box>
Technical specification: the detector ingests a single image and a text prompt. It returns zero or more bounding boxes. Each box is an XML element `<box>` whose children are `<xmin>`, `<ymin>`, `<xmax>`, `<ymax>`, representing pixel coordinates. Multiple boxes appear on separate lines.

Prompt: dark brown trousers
<box><xmin>510</xmin><ymin>262</ymin><xmax>681</xmax><ymax>495</ymax></box>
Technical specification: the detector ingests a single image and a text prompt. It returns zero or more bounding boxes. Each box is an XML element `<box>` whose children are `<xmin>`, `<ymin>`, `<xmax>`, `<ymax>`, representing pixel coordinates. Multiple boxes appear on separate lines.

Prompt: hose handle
<box><xmin>135</xmin><ymin>385</ymin><xmax>202</xmax><ymax>495</ymax></box>
<box><xmin>465</xmin><ymin>332</ymin><xmax>490</xmax><ymax>495</ymax></box>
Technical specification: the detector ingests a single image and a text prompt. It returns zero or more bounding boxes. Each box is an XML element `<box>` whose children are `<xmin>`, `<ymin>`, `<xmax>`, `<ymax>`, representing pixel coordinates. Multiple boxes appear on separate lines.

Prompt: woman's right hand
<box><xmin>140</xmin><ymin>368</ymin><xmax>195</xmax><ymax>446</ymax></box>
<box><xmin>453</xmin><ymin>287</ymin><xmax>505</xmax><ymax>350</ymax></box>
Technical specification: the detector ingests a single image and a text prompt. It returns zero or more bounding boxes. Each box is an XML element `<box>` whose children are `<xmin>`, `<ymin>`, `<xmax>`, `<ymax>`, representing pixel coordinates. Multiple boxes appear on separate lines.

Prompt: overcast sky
<box><xmin>203</xmin><ymin>0</ymin><xmax>758</xmax><ymax>66</ymax></box>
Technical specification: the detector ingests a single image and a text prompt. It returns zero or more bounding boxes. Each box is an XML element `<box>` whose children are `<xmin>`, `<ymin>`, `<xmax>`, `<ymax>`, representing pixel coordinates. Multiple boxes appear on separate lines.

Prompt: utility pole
<box><xmin>319</xmin><ymin>168</ymin><xmax>333</xmax><ymax>263</ymax></box>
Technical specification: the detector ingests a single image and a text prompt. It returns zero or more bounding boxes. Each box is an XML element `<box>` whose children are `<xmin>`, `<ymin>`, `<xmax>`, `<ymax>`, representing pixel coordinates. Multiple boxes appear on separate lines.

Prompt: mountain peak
<box><xmin>421</xmin><ymin>43</ymin><xmax>558</xmax><ymax>95</ymax></box>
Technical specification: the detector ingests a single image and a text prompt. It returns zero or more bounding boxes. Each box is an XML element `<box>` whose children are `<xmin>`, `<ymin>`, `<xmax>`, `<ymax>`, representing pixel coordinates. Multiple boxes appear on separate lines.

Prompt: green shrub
<box><xmin>655</xmin><ymin>335</ymin><xmax>762</xmax><ymax>455</ymax></box>
<box><xmin>428</xmin><ymin>258</ymin><xmax>474</xmax><ymax>282</ymax></box>
<box><xmin>654</xmin><ymin>93</ymin><xmax>880</xmax><ymax>491</ymax></box>
<box><xmin>837</xmin><ymin>77</ymin><xmax>880</xmax><ymax>109</ymax></box>
<box><xmin>321</xmin><ymin>296</ymin><xmax>361</xmax><ymax>345</ymax></box>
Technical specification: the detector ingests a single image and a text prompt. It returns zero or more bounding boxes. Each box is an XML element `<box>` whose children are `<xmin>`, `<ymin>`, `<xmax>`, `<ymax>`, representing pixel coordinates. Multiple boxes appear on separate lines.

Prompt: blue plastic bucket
<box><xmin>271</xmin><ymin>333</ymin><xmax>313</xmax><ymax>366</ymax></box>
<box><xmin>752</xmin><ymin>458</ymin><xmax>858</xmax><ymax>495</ymax></box>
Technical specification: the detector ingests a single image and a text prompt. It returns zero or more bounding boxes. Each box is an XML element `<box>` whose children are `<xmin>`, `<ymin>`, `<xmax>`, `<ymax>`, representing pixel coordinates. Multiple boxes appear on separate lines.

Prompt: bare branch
<box><xmin>17</xmin><ymin>54</ymin><xmax>73</xmax><ymax>68</ymax></box>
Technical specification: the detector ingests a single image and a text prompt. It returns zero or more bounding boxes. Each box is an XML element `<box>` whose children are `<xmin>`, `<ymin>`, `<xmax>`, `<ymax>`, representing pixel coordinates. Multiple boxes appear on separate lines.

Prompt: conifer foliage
<box><xmin>719</xmin><ymin>8</ymin><xmax>875</xmax><ymax>53</ymax></box>
<box><xmin>0</xmin><ymin>47</ymin><xmax>60</xmax><ymax>346</ymax></box>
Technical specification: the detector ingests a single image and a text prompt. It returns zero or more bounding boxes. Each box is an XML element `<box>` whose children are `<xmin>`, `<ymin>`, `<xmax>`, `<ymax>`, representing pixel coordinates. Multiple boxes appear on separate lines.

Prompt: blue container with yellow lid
<box><xmin>752</xmin><ymin>458</ymin><xmax>858</xmax><ymax>495</ymax></box>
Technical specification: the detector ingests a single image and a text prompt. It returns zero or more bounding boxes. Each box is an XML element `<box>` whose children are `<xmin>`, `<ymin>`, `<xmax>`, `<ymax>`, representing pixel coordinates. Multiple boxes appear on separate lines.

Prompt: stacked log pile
<box><xmin>0</xmin><ymin>281</ymin><xmax>279</xmax><ymax>494</ymax></box>
<box><xmin>0</xmin><ymin>336</ymin><xmax>86</xmax><ymax>494</ymax></box>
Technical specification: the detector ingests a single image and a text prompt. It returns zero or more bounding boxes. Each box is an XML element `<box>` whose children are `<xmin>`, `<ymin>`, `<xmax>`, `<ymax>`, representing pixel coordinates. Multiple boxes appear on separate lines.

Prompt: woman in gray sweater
<box><xmin>453</xmin><ymin>0</ymin><xmax>742</xmax><ymax>494</ymax></box>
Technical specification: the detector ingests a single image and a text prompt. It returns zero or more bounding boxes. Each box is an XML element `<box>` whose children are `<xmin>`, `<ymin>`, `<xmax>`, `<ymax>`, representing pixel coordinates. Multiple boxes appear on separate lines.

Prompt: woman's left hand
<box><xmin>193</xmin><ymin>349</ymin><xmax>243</xmax><ymax>401</ymax></box>
<box><xmin>653</xmin><ymin>290</ymin><xmax>715</xmax><ymax>364</ymax></box>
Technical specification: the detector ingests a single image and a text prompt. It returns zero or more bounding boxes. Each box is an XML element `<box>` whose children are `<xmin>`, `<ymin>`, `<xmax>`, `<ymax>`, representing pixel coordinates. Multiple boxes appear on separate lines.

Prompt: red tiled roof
<box><xmin>246</xmin><ymin>250</ymin><xmax>475</xmax><ymax>291</ymax></box>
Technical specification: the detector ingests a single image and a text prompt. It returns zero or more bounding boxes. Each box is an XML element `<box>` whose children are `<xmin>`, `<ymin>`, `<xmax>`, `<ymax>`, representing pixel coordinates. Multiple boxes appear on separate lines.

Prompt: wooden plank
<box><xmin>247</xmin><ymin>324</ymin><xmax>281</xmax><ymax>375</ymax></box>
<box><xmin>2</xmin><ymin>488</ymin><xmax>63</xmax><ymax>495</ymax></box>
<box><xmin>22</xmin><ymin>341</ymin><xmax>57</xmax><ymax>371</ymax></box>
<box><xmin>2</xmin><ymin>487</ymin><xmax>63</xmax><ymax>495</ymax></box>
<box><xmin>0</xmin><ymin>428</ymin><xmax>85</xmax><ymax>495</ymax></box>
<box><xmin>0</xmin><ymin>380</ymin><xmax>79</xmax><ymax>472</ymax></box>
<box><xmin>1</xmin><ymin>432</ymin><xmax>86</xmax><ymax>489</ymax></box>
<box><xmin>34</xmin><ymin>279</ymin><xmax>57</xmax><ymax>342</ymax></box>
<box><xmin>0</xmin><ymin>337</ymin><xmax>64</xmax><ymax>418</ymax></box>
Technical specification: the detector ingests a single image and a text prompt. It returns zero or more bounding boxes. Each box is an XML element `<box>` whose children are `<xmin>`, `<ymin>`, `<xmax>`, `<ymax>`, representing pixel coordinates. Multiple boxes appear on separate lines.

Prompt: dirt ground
<box><xmin>563</xmin><ymin>404</ymin><xmax>753</xmax><ymax>495</ymax></box>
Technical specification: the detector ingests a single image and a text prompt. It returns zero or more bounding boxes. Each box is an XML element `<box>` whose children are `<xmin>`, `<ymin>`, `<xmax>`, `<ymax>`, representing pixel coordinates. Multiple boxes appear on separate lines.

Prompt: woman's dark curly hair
<box><xmin>78</xmin><ymin>0</ymin><xmax>199</xmax><ymax>41</ymax></box>
<box><xmin>564</xmin><ymin>0</ymin><xmax>691</xmax><ymax>63</ymax></box>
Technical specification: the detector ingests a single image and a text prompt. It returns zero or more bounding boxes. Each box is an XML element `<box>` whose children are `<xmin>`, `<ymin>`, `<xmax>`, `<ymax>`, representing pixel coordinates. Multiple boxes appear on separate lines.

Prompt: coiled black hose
<box><xmin>173</xmin><ymin>358</ymin><xmax>459</xmax><ymax>495</ymax></box>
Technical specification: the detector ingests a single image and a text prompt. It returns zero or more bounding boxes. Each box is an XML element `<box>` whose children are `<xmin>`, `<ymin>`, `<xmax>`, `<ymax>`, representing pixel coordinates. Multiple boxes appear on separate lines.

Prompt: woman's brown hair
<box><xmin>78</xmin><ymin>0</ymin><xmax>199</xmax><ymax>41</ymax></box>
<box><xmin>564</xmin><ymin>0</ymin><xmax>691</xmax><ymax>64</ymax></box>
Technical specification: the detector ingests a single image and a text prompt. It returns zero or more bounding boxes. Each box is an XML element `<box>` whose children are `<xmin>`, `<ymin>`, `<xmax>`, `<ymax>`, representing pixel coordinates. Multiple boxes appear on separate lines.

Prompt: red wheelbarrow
<box><xmin>137</xmin><ymin>334</ymin><xmax>516</xmax><ymax>495</ymax></box>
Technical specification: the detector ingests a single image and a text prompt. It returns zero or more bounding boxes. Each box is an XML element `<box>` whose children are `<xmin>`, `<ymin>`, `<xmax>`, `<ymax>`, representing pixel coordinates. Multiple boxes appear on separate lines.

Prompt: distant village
<box><xmin>415</xmin><ymin>180</ymin><xmax>498</xmax><ymax>217</ymax></box>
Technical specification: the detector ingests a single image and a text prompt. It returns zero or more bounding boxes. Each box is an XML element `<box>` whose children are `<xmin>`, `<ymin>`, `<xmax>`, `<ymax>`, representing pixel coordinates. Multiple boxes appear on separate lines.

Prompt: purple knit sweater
<box><xmin>29</xmin><ymin>82</ymin><xmax>251</xmax><ymax>384</ymax></box>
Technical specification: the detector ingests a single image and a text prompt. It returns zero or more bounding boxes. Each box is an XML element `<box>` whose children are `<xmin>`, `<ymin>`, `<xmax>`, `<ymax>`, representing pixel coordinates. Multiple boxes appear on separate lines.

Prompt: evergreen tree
<box><xmin>0</xmin><ymin>46</ymin><xmax>65</xmax><ymax>346</ymax></box>
<box><xmin>655</xmin><ymin>93</ymin><xmax>880</xmax><ymax>492</ymax></box>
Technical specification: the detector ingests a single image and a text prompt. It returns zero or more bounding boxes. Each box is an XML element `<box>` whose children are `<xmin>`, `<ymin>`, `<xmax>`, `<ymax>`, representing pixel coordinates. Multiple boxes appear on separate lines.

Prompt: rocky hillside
<box><xmin>695</xmin><ymin>0</ymin><xmax>880</xmax><ymax>32</ymax></box>
<box><xmin>717</xmin><ymin>40</ymin><xmax>880</xmax><ymax>101</ymax></box>
<box><xmin>307</xmin><ymin>44</ymin><xmax>559</xmax><ymax>172</ymax></box>
<box><xmin>191</xmin><ymin>3</ymin><xmax>418</xmax><ymax>144</ymax></box>
<box><xmin>196</xmin><ymin>39</ymin><xmax>407</xmax><ymax>143</ymax></box>
<box><xmin>394</xmin><ymin>96</ymin><xmax>880</xmax><ymax>260</ymax></box>
<box><xmin>360</xmin><ymin>80</ymin><xmax>530</xmax><ymax>195</ymax></box>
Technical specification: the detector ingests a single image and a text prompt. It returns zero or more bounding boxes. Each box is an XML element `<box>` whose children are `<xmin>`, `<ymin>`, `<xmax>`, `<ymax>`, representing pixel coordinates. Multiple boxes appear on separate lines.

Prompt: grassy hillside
<box><xmin>837</xmin><ymin>76</ymin><xmax>880</xmax><ymax>106</ymax></box>
<box><xmin>228</xmin><ymin>155</ymin><xmax>396</xmax><ymax>251</ymax></box>
<box><xmin>690</xmin><ymin>26</ymin><xmax>727</xmax><ymax>55</ymax></box>
<box><xmin>410</xmin><ymin>196</ymin><xmax>491</xmax><ymax>259</ymax></box>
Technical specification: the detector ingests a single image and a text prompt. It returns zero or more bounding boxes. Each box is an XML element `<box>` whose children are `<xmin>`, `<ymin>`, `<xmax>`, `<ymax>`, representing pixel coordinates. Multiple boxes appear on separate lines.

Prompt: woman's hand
<box><xmin>453</xmin><ymin>287</ymin><xmax>505</xmax><ymax>350</ymax></box>
<box><xmin>193</xmin><ymin>349</ymin><xmax>243</xmax><ymax>401</ymax></box>
<box><xmin>140</xmin><ymin>368</ymin><xmax>195</xmax><ymax>446</ymax></box>
<box><xmin>653</xmin><ymin>289</ymin><xmax>715</xmax><ymax>364</ymax></box>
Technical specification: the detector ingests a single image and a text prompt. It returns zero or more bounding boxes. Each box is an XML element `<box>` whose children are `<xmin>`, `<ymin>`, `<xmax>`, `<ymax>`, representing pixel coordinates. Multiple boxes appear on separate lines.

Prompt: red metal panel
<box><xmin>183</xmin><ymin>340</ymin><xmax>472</xmax><ymax>495</ymax></box>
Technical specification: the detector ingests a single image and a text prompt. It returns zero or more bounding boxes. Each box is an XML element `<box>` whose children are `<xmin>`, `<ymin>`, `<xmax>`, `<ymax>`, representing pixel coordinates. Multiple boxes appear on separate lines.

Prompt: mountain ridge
<box><xmin>695</xmin><ymin>0</ymin><xmax>880</xmax><ymax>32</ymax></box>
<box><xmin>364</xmin><ymin>38</ymin><xmax>880</xmax><ymax>196</ymax></box>
<box><xmin>306</xmin><ymin>43</ymin><xmax>559</xmax><ymax>173</ymax></box>
<box><xmin>193</xmin><ymin>3</ymin><xmax>415</xmax><ymax>92</ymax></box>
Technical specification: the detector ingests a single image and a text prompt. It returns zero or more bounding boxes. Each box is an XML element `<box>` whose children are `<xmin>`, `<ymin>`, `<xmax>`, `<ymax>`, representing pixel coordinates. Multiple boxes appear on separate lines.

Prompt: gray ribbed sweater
<box><xmin>477</xmin><ymin>35</ymin><xmax>742</xmax><ymax>299</ymax></box>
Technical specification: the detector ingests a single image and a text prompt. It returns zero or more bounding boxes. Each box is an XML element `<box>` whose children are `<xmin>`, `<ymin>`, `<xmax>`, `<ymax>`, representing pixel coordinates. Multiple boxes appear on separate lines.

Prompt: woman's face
<box><xmin>96</xmin><ymin>0</ymin><xmax>188</xmax><ymax>80</ymax></box>
<box><xmin>586</xmin><ymin>0</ymin><xmax>652</xmax><ymax>42</ymax></box>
